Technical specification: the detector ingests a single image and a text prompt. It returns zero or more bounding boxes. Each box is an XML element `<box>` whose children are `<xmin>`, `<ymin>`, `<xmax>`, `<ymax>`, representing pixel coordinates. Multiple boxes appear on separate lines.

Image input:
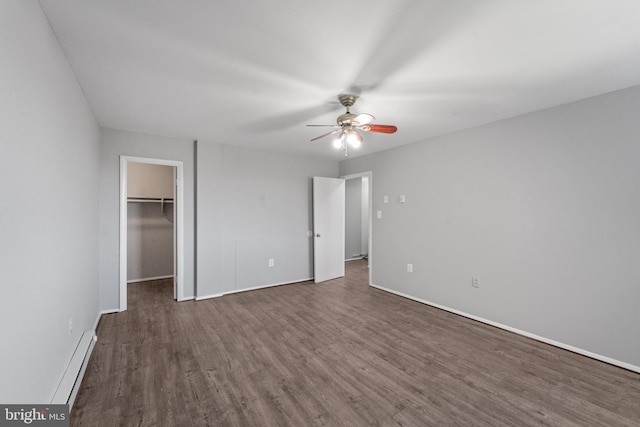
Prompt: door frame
<box><xmin>119</xmin><ymin>155</ymin><xmax>185</xmax><ymax>311</ymax></box>
<box><xmin>340</xmin><ymin>171</ymin><xmax>373</xmax><ymax>286</ymax></box>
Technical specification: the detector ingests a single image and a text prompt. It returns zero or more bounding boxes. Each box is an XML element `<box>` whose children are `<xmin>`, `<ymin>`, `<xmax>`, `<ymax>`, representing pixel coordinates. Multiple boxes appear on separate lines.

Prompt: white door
<box><xmin>313</xmin><ymin>177</ymin><xmax>345</xmax><ymax>283</ymax></box>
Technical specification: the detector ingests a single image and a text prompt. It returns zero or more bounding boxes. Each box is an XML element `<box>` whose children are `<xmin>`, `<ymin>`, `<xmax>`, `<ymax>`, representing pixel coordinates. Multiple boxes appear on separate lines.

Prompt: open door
<box><xmin>313</xmin><ymin>177</ymin><xmax>345</xmax><ymax>283</ymax></box>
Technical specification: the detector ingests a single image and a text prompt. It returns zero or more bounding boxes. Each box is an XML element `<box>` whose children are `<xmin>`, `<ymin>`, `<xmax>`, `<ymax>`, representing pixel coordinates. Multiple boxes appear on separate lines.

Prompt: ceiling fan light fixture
<box><xmin>346</xmin><ymin>131</ymin><xmax>361</xmax><ymax>148</ymax></box>
<box><xmin>332</xmin><ymin>137</ymin><xmax>343</xmax><ymax>149</ymax></box>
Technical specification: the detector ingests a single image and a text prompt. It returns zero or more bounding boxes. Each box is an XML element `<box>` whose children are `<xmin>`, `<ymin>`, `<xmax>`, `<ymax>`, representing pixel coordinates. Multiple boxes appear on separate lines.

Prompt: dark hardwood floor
<box><xmin>72</xmin><ymin>261</ymin><xmax>640</xmax><ymax>426</ymax></box>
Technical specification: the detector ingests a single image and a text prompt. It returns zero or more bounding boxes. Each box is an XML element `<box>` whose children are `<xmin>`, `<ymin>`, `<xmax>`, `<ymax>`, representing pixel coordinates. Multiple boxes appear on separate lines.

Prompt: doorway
<box><xmin>119</xmin><ymin>156</ymin><xmax>185</xmax><ymax>311</ymax></box>
<box><xmin>342</xmin><ymin>172</ymin><xmax>372</xmax><ymax>285</ymax></box>
<box><xmin>312</xmin><ymin>172</ymin><xmax>373</xmax><ymax>285</ymax></box>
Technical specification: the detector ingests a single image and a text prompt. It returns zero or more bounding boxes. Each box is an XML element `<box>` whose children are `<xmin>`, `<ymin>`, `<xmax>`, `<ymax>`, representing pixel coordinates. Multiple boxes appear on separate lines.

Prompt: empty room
<box><xmin>1</xmin><ymin>1</ymin><xmax>639</xmax><ymax>426</ymax></box>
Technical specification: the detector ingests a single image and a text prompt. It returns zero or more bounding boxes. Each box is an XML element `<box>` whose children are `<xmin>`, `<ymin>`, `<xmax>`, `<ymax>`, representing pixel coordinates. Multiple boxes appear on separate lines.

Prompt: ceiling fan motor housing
<box><xmin>337</xmin><ymin>113</ymin><xmax>356</xmax><ymax>126</ymax></box>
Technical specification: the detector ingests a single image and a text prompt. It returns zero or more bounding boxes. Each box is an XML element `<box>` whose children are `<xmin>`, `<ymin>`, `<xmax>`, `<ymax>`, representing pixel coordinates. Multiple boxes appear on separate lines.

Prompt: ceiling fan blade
<box><xmin>361</xmin><ymin>124</ymin><xmax>398</xmax><ymax>134</ymax></box>
<box><xmin>249</xmin><ymin>102</ymin><xmax>342</xmax><ymax>131</ymax></box>
<box><xmin>306</xmin><ymin>124</ymin><xmax>339</xmax><ymax>127</ymax></box>
<box><xmin>352</xmin><ymin>113</ymin><xmax>375</xmax><ymax>125</ymax></box>
<box><xmin>310</xmin><ymin>128</ymin><xmax>341</xmax><ymax>142</ymax></box>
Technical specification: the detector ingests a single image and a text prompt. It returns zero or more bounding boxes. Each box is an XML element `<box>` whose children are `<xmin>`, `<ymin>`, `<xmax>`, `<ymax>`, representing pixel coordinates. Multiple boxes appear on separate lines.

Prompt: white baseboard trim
<box><xmin>51</xmin><ymin>330</ymin><xmax>97</xmax><ymax>412</ymax></box>
<box><xmin>93</xmin><ymin>309</ymin><xmax>118</xmax><ymax>330</ymax></box>
<box><xmin>345</xmin><ymin>257</ymin><xmax>365</xmax><ymax>262</ymax></box>
<box><xmin>370</xmin><ymin>283</ymin><xmax>640</xmax><ymax>374</ymax></box>
<box><xmin>195</xmin><ymin>293</ymin><xmax>223</xmax><ymax>301</ymax></box>
<box><xmin>127</xmin><ymin>275</ymin><xmax>174</xmax><ymax>284</ymax></box>
<box><xmin>226</xmin><ymin>277</ymin><xmax>314</xmax><ymax>296</ymax></box>
<box><xmin>195</xmin><ymin>277</ymin><xmax>313</xmax><ymax>301</ymax></box>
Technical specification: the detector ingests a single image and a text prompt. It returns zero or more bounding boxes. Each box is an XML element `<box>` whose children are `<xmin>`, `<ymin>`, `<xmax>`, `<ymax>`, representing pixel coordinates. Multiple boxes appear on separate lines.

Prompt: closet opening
<box><xmin>119</xmin><ymin>156</ymin><xmax>185</xmax><ymax>311</ymax></box>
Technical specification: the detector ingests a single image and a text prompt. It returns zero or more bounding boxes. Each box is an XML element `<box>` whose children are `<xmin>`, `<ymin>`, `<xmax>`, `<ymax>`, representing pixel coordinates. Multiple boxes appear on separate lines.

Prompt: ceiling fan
<box><xmin>307</xmin><ymin>94</ymin><xmax>397</xmax><ymax>156</ymax></box>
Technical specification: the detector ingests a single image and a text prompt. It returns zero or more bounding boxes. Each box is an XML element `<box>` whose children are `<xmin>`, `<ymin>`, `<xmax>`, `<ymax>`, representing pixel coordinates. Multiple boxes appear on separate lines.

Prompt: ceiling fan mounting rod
<box><xmin>337</xmin><ymin>94</ymin><xmax>358</xmax><ymax>125</ymax></box>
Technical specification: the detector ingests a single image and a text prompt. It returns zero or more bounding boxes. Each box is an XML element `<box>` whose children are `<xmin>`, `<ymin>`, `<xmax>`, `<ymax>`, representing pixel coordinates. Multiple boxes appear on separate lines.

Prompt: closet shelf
<box><xmin>127</xmin><ymin>197</ymin><xmax>174</xmax><ymax>214</ymax></box>
<box><xmin>127</xmin><ymin>197</ymin><xmax>174</xmax><ymax>203</ymax></box>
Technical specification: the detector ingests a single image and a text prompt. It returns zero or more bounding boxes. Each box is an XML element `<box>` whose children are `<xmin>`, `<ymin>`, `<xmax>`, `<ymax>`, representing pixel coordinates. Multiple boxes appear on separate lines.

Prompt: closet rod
<box><xmin>127</xmin><ymin>197</ymin><xmax>174</xmax><ymax>214</ymax></box>
<box><xmin>127</xmin><ymin>197</ymin><xmax>174</xmax><ymax>203</ymax></box>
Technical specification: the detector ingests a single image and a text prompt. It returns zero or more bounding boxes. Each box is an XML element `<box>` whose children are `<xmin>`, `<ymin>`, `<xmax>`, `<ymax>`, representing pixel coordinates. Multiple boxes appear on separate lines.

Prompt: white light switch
<box><xmin>400</xmin><ymin>195</ymin><xmax>406</xmax><ymax>204</ymax></box>
<box><xmin>383</xmin><ymin>195</ymin><xmax>389</xmax><ymax>204</ymax></box>
<box><xmin>376</xmin><ymin>210</ymin><xmax>382</xmax><ymax>219</ymax></box>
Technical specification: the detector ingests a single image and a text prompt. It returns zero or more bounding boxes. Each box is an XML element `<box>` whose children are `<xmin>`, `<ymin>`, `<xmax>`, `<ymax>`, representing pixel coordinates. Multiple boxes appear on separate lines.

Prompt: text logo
<box><xmin>0</xmin><ymin>405</ymin><xmax>69</xmax><ymax>427</ymax></box>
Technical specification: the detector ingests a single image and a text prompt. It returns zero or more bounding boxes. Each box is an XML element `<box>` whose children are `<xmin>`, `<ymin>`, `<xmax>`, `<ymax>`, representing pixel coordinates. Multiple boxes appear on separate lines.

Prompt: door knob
<box><xmin>316</xmin><ymin>233</ymin><xmax>321</xmax><ymax>237</ymax></box>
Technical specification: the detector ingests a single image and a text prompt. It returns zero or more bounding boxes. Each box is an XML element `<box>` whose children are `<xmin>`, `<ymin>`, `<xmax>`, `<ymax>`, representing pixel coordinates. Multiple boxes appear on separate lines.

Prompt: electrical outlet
<box><xmin>471</xmin><ymin>277</ymin><xmax>479</xmax><ymax>288</ymax></box>
<box><xmin>268</xmin><ymin>259</ymin><xmax>275</xmax><ymax>267</ymax></box>
<box><xmin>407</xmin><ymin>263</ymin><xmax>413</xmax><ymax>273</ymax></box>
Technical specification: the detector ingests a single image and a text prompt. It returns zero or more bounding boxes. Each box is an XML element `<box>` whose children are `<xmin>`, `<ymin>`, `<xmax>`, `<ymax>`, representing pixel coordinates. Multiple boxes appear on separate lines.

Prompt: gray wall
<box><xmin>360</xmin><ymin>177</ymin><xmax>370</xmax><ymax>256</ymax></box>
<box><xmin>197</xmin><ymin>143</ymin><xmax>338</xmax><ymax>297</ymax></box>
<box><xmin>127</xmin><ymin>162</ymin><xmax>174</xmax><ymax>199</ymax></box>
<box><xmin>127</xmin><ymin>202</ymin><xmax>174</xmax><ymax>281</ymax></box>
<box><xmin>345</xmin><ymin>178</ymin><xmax>363</xmax><ymax>259</ymax></box>
<box><xmin>0</xmin><ymin>1</ymin><xmax>100</xmax><ymax>402</ymax></box>
<box><xmin>99</xmin><ymin>128</ymin><xmax>195</xmax><ymax>309</ymax></box>
<box><xmin>340</xmin><ymin>85</ymin><xmax>640</xmax><ymax>369</ymax></box>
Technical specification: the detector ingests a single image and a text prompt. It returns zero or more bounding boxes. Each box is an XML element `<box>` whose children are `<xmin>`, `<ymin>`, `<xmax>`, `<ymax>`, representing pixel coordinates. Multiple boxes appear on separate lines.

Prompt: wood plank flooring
<box><xmin>72</xmin><ymin>261</ymin><xmax>640</xmax><ymax>426</ymax></box>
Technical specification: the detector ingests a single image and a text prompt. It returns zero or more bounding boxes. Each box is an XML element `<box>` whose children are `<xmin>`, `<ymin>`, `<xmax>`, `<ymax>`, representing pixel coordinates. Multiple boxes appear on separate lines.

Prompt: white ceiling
<box><xmin>39</xmin><ymin>0</ymin><xmax>640</xmax><ymax>159</ymax></box>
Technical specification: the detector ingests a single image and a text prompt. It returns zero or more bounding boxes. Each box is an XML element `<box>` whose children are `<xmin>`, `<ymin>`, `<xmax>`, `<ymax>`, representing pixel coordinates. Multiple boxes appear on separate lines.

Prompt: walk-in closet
<box><xmin>126</xmin><ymin>162</ymin><xmax>175</xmax><ymax>286</ymax></box>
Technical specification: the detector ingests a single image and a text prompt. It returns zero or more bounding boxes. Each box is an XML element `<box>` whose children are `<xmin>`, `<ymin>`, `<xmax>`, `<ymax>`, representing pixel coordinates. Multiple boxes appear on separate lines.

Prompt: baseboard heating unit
<box><xmin>51</xmin><ymin>330</ymin><xmax>97</xmax><ymax>411</ymax></box>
